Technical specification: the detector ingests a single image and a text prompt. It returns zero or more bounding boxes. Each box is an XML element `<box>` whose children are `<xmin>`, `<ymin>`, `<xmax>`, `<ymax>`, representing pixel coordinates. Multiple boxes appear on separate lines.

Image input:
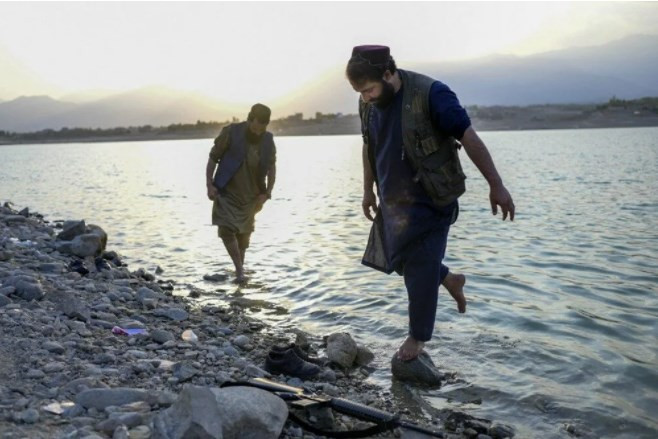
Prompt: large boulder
<box><xmin>326</xmin><ymin>333</ymin><xmax>358</xmax><ymax>369</ymax></box>
<box><xmin>57</xmin><ymin>220</ymin><xmax>86</xmax><ymax>241</ymax></box>
<box><xmin>153</xmin><ymin>386</ymin><xmax>288</xmax><ymax>439</ymax></box>
<box><xmin>391</xmin><ymin>351</ymin><xmax>444</xmax><ymax>386</ymax></box>
<box><xmin>56</xmin><ymin>222</ymin><xmax>107</xmax><ymax>257</ymax></box>
<box><xmin>76</xmin><ymin>388</ymin><xmax>150</xmax><ymax>410</ymax></box>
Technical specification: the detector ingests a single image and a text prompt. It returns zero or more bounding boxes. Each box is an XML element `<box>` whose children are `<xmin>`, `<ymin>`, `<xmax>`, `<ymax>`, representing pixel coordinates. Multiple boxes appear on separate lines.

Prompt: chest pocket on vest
<box><xmin>414</xmin><ymin>134</ymin><xmax>466</xmax><ymax>205</ymax></box>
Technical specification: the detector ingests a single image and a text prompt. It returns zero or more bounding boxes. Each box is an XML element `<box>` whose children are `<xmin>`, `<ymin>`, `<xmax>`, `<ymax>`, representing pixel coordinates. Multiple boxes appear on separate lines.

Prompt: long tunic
<box><xmin>209</xmin><ymin>126</ymin><xmax>275</xmax><ymax>234</ymax></box>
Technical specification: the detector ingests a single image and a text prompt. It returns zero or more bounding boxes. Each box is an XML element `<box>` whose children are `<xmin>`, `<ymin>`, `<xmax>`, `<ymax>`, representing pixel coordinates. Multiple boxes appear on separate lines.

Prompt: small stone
<box><xmin>20</xmin><ymin>408</ymin><xmax>40</xmax><ymax>424</ymax></box>
<box><xmin>44</xmin><ymin>341</ymin><xmax>66</xmax><ymax>354</ymax></box>
<box><xmin>172</xmin><ymin>362</ymin><xmax>199</xmax><ymax>382</ymax></box>
<box><xmin>43</xmin><ymin>362</ymin><xmax>66</xmax><ymax>373</ymax></box>
<box><xmin>151</xmin><ymin>329</ymin><xmax>174</xmax><ymax>344</ymax></box>
<box><xmin>232</xmin><ymin>335</ymin><xmax>250</xmax><ymax>348</ymax></box>
<box><xmin>153</xmin><ymin>307</ymin><xmax>188</xmax><ymax>321</ymax></box>
<box><xmin>26</xmin><ymin>369</ymin><xmax>46</xmax><ymax>379</ymax></box>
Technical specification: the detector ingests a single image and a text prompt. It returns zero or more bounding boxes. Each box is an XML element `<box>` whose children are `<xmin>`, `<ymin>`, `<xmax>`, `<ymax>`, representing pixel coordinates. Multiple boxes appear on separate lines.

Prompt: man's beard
<box><xmin>246</xmin><ymin>127</ymin><xmax>264</xmax><ymax>144</ymax></box>
<box><xmin>372</xmin><ymin>80</ymin><xmax>396</xmax><ymax>108</ymax></box>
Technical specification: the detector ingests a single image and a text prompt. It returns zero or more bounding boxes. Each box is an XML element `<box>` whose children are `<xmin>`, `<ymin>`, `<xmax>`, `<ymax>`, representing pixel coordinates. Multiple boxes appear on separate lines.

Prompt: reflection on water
<box><xmin>1</xmin><ymin>128</ymin><xmax>657</xmax><ymax>438</ymax></box>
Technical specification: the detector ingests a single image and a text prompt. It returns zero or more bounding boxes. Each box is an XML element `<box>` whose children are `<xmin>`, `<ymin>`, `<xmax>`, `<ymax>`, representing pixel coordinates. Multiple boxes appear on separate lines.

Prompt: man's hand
<box><xmin>489</xmin><ymin>184</ymin><xmax>515</xmax><ymax>221</ymax></box>
<box><xmin>255</xmin><ymin>194</ymin><xmax>269</xmax><ymax>213</ymax></box>
<box><xmin>362</xmin><ymin>191</ymin><xmax>378</xmax><ymax>221</ymax></box>
<box><xmin>207</xmin><ymin>184</ymin><xmax>219</xmax><ymax>201</ymax></box>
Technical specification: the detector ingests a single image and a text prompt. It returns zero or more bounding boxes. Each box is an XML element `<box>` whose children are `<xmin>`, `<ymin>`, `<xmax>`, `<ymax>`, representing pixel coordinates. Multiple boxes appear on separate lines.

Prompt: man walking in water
<box><xmin>346</xmin><ymin>46</ymin><xmax>515</xmax><ymax>361</ymax></box>
<box><xmin>205</xmin><ymin>103</ymin><xmax>276</xmax><ymax>283</ymax></box>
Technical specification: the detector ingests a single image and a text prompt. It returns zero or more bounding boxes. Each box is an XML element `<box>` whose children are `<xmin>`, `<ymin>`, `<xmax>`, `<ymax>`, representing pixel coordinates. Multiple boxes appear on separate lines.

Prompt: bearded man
<box><xmin>346</xmin><ymin>45</ymin><xmax>515</xmax><ymax>360</ymax></box>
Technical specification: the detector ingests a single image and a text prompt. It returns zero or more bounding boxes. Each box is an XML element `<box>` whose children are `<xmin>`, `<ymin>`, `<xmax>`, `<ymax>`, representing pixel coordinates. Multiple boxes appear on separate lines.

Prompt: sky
<box><xmin>1</xmin><ymin>1</ymin><xmax>657</xmax><ymax>106</ymax></box>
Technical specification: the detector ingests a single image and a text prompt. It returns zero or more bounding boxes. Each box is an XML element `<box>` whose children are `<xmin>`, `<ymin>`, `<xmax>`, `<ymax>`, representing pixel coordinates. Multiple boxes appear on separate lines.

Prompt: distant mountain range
<box><xmin>1</xmin><ymin>34</ymin><xmax>657</xmax><ymax>133</ymax></box>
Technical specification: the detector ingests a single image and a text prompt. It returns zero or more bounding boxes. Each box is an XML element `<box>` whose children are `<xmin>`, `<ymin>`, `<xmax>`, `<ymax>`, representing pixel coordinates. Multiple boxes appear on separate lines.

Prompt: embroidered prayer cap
<box><xmin>351</xmin><ymin>45</ymin><xmax>390</xmax><ymax>66</ymax></box>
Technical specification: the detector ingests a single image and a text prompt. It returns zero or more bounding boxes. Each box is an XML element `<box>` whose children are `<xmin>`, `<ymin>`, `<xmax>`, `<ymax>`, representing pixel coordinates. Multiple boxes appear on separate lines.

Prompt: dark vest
<box><xmin>213</xmin><ymin>122</ymin><xmax>275</xmax><ymax>193</ymax></box>
<box><xmin>359</xmin><ymin>69</ymin><xmax>466</xmax><ymax>207</ymax></box>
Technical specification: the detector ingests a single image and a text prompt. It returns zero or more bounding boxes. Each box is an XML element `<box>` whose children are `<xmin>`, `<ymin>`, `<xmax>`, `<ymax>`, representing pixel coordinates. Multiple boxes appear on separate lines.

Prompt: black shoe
<box><xmin>265</xmin><ymin>348</ymin><xmax>321</xmax><ymax>379</ymax></box>
<box><xmin>270</xmin><ymin>343</ymin><xmax>327</xmax><ymax>366</ymax></box>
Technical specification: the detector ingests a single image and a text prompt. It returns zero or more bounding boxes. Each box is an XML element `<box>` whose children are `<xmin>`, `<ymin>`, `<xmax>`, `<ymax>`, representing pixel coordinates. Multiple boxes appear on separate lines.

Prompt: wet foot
<box><xmin>397</xmin><ymin>336</ymin><xmax>425</xmax><ymax>361</ymax></box>
<box><xmin>234</xmin><ymin>271</ymin><xmax>248</xmax><ymax>285</ymax></box>
<box><xmin>443</xmin><ymin>273</ymin><xmax>466</xmax><ymax>313</ymax></box>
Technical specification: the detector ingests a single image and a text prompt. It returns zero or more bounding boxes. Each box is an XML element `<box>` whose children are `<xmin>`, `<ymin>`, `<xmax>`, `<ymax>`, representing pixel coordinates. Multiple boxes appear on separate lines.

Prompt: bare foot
<box><xmin>234</xmin><ymin>271</ymin><xmax>248</xmax><ymax>285</ymax></box>
<box><xmin>443</xmin><ymin>273</ymin><xmax>467</xmax><ymax>313</ymax></box>
<box><xmin>397</xmin><ymin>336</ymin><xmax>425</xmax><ymax>361</ymax></box>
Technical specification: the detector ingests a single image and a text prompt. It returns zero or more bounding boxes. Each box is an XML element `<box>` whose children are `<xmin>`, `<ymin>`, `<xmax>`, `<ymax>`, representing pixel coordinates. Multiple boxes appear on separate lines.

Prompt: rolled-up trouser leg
<box><xmin>403</xmin><ymin>227</ymin><xmax>451</xmax><ymax>342</ymax></box>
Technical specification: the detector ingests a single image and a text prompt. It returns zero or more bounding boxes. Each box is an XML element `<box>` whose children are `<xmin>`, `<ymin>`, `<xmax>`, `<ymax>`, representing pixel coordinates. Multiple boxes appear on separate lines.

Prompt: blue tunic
<box><xmin>369</xmin><ymin>81</ymin><xmax>470</xmax><ymax>271</ymax></box>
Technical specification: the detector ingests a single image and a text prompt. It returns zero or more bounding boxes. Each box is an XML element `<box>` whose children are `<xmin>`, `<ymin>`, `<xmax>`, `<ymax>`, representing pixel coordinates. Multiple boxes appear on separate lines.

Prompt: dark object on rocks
<box><xmin>69</xmin><ymin>259</ymin><xmax>89</xmax><ymax>276</ymax></box>
<box><xmin>271</xmin><ymin>343</ymin><xmax>326</xmax><ymax>366</ymax></box>
<box><xmin>95</xmin><ymin>257</ymin><xmax>112</xmax><ymax>271</ymax></box>
<box><xmin>265</xmin><ymin>347</ymin><xmax>321</xmax><ymax>379</ymax></box>
<box><xmin>18</xmin><ymin>207</ymin><xmax>29</xmax><ymax>217</ymax></box>
<box><xmin>391</xmin><ymin>351</ymin><xmax>444</xmax><ymax>386</ymax></box>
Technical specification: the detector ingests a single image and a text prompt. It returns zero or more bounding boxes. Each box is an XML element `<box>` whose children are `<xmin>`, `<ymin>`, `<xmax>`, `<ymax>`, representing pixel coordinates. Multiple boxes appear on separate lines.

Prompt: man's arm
<box><xmin>459</xmin><ymin>126</ymin><xmax>515</xmax><ymax>221</ymax></box>
<box><xmin>206</xmin><ymin>158</ymin><xmax>219</xmax><ymax>201</ymax></box>
<box><xmin>362</xmin><ymin>142</ymin><xmax>378</xmax><ymax>221</ymax></box>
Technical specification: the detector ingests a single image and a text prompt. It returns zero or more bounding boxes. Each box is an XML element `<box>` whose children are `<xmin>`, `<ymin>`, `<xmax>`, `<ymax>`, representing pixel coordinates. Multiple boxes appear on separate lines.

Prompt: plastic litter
<box><xmin>181</xmin><ymin>329</ymin><xmax>198</xmax><ymax>342</ymax></box>
<box><xmin>42</xmin><ymin>401</ymin><xmax>75</xmax><ymax>415</ymax></box>
<box><xmin>112</xmin><ymin>326</ymin><xmax>147</xmax><ymax>336</ymax></box>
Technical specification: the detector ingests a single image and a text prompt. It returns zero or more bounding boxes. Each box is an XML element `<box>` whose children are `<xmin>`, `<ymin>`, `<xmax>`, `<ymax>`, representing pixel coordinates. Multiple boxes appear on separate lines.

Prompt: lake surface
<box><xmin>1</xmin><ymin>127</ymin><xmax>657</xmax><ymax>438</ymax></box>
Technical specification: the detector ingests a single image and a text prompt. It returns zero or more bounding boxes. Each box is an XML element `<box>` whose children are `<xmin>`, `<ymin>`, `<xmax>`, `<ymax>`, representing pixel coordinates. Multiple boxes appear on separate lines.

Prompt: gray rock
<box><xmin>3</xmin><ymin>275</ymin><xmax>45</xmax><ymax>301</ymax></box>
<box><xmin>391</xmin><ymin>351</ymin><xmax>444</xmax><ymax>386</ymax></box>
<box><xmin>59</xmin><ymin>297</ymin><xmax>91</xmax><ymax>321</ymax></box>
<box><xmin>18</xmin><ymin>207</ymin><xmax>29</xmax><ymax>217</ymax></box>
<box><xmin>151</xmin><ymin>329</ymin><xmax>175</xmax><ymax>344</ymax></box>
<box><xmin>86</xmin><ymin>224</ymin><xmax>108</xmax><ymax>251</ymax></box>
<box><xmin>154</xmin><ymin>386</ymin><xmax>288</xmax><ymax>439</ymax></box>
<box><xmin>20</xmin><ymin>408</ymin><xmax>40</xmax><ymax>424</ymax></box>
<box><xmin>40</xmin><ymin>262</ymin><xmax>64</xmax><ymax>273</ymax></box>
<box><xmin>245</xmin><ymin>364</ymin><xmax>269</xmax><ymax>378</ymax></box>
<box><xmin>223</xmin><ymin>345</ymin><xmax>239</xmax><ymax>357</ymax></box>
<box><xmin>488</xmin><ymin>423</ymin><xmax>516</xmax><ymax>438</ymax></box>
<box><xmin>76</xmin><ymin>388</ymin><xmax>150</xmax><ymax>410</ymax></box>
<box><xmin>26</xmin><ymin>369</ymin><xmax>46</xmax><ymax>379</ymax></box>
<box><xmin>232</xmin><ymin>335</ymin><xmax>250</xmax><ymax>348</ymax></box>
<box><xmin>172</xmin><ymin>362</ymin><xmax>199</xmax><ymax>383</ymax></box>
<box><xmin>43</xmin><ymin>341</ymin><xmax>66</xmax><ymax>354</ymax></box>
<box><xmin>0</xmin><ymin>286</ymin><xmax>16</xmax><ymax>296</ymax></box>
<box><xmin>4</xmin><ymin>215</ymin><xmax>27</xmax><ymax>224</ymax></box>
<box><xmin>113</xmin><ymin>425</ymin><xmax>130</xmax><ymax>439</ymax></box>
<box><xmin>58</xmin><ymin>220</ymin><xmax>86</xmax><ymax>241</ymax></box>
<box><xmin>0</xmin><ymin>295</ymin><xmax>11</xmax><ymax>307</ymax></box>
<box><xmin>326</xmin><ymin>332</ymin><xmax>358</xmax><ymax>368</ymax></box>
<box><xmin>43</xmin><ymin>362</ymin><xmax>66</xmax><ymax>373</ymax></box>
<box><xmin>203</xmin><ymin>273</ymin><xmax>229</xmax><ymax>282</ymax></box>
<box><xmin>97</xmin><ymin>412</ymin><xmax>144</xmax><ymax>433</ymax></box>
<box><xmin>355</xmin><ymin>344</ymin><xmax>375</xmax><ymax>366</ymax></box>
<box><xmin>136</xmin><ymin>287</ymin><xmax>163</xmax><ymax>304</ymax></box>
<box><xmin>153</xmin><ymin>307</ymin><xmax>189</xmax><ymax>321</ymax></box>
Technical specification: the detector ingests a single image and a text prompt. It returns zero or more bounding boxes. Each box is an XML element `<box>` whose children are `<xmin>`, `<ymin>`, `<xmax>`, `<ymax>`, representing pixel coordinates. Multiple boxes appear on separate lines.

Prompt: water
<box><xmin>1</xmin><ymin>127</ymin><xmax>657</xmax><ymax>438</ymax></box>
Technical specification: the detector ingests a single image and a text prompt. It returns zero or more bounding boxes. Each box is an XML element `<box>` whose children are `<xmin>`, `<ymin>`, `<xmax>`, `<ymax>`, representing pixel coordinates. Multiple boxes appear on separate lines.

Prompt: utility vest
<box><xmin>213</xmin><ymin>122</ymin><xmax>275</xmax><ymax>194</ymax></box>
<box><xmin>359</xmin><ymin>69</ymin><xmax>467</xmax><ymax>207</ymax></box>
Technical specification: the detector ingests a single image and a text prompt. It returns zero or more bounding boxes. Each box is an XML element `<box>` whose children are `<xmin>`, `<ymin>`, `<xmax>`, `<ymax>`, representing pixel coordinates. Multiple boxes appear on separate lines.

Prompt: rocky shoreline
<box><xmin>0</xmin><ymin>202</ymin><xmax>514</xmax><ymax>439</ymax></box>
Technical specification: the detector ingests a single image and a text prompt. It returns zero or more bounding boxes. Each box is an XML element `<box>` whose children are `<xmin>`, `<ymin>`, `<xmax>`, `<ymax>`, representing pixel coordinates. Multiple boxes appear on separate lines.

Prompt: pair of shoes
<box><xmin>271</xmin><ymin>343</ymin><xmax>326</xmax><ymax>366</ymax></box>
<box><xmin>265</xmin><ymin>347</ymin><xmax>322</xmax><ymax>379</ymax></box>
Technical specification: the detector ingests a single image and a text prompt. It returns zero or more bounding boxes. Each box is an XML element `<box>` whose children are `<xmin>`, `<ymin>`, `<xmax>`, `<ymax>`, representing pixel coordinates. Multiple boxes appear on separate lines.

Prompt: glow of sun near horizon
<box><xmin>0</xmin><ymin>2</ymin><xmax>656</xmax><ymax>106</ymax></box>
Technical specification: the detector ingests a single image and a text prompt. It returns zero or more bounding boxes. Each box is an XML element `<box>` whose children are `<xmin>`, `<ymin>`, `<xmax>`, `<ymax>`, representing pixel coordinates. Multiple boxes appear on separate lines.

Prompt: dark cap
<box><xmin>351</xmin><ymin>45</ymin><xmax>390</xmax><ymax>65</ymax></box>
<box><xmin>249</xmin><ymin>103</ymin><xmax>271</xmax><ymax>123</ymax></box>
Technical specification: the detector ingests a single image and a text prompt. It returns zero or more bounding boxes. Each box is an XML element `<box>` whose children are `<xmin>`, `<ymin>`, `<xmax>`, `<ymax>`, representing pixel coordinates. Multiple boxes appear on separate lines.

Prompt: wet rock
<box><xmin>326</xmin><ymin>332</ymin><xmax>358</xmax><ymax>368</ymax></box>
<box><xmin>57</xmin><ymin>220</ymin><xmax>87</xmax><ymax>241</ymax></box>
<box><xmin>391</xmin><ymin>351</ymin><xmax>444</xmax><ymax>386</ymax></box>
<box><xmin>153</xmin><ymin>307</ymin><xmax>188</xmax><ymax>321</ymax></box>
<box><xmin>76</xmin><ymin>388</ymin><xmax>150</xmax><ymax>410</ymax></box>
<box><xmin>4</xmin><ymin>214</ymin><xmax>27</xmax><ymax>224</ymax></box>
<box><xmin>203</xmin><ymin>273</ymin><xmax>229</xmax><ymax>282</ymax></box>
<box><xmin>154</xmin><ymin>386</ymin><xmax>288</xmax><ymax>439</ymax></box>
<box><xmin>136</xmin><ymin>287</ymin><xmax>163</xmax><ymax>304</ymax></box>
<box><xmin>355</xmin><ymin>343</ymin><xmax>375</xmax><ymax>366</ymax></box>
<box><xmin>488</xmin><ymin>423</ymin><xmax>516</xmax><ymax>438</ymax></box>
